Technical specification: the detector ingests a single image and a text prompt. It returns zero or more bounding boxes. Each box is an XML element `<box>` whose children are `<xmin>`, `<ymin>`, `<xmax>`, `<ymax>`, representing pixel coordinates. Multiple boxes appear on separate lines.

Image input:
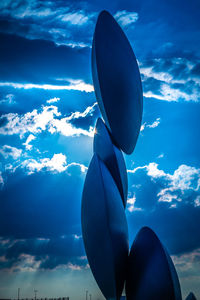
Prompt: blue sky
<box><xmin>0</xmin><ymin>0</ymin><xmax>200</xmax><ymax>298</ymax></box>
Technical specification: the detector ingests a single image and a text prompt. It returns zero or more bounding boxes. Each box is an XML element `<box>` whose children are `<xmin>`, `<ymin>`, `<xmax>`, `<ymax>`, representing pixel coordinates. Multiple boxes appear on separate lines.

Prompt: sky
<box><xmin>0</xmin><ymin>0</ymin><xmax>200</xmax><ymax>299</ymax></box>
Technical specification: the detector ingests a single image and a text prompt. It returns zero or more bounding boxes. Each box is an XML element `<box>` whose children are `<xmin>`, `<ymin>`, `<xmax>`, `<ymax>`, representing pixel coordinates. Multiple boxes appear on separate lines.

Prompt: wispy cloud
<box><xmin>0</xmin><ymin>79</ymin><xmax>94</xmax><ymax>93</ymax></box>
<box><xmin>23</xmin><ymin>134</ymin><xmax>36</xmax><ymax>150</ymax></box>
<box><xmin>114</xmin><ymin>10</ymin><xmax>139</xmax><ymax>27</ymax></box>
<box><xmin>0</xmin><ymin>145</ymin><xmax>22</xmax><ymax>159</ymax></box>
<box><xmin>141</xmin><ymin>118</ymin><xmax>161</xmax><ymax>131</ymax></box>
<box><xmin>0</xmin><ymin>1</ymin><xmax>94</xmax><ymax>47</ymax></box>
<box><xmin>127</xmin><ymin>194</ymin><xmax>143</xmax><ymax>212</ymax></box>
<box><xmin>0</xmin><ymin>94</ymin><xmax>15</xmax><ymax>105</ymax></box>
<box><xmin>172</xmin><ymin>248</ymin><xmax>200</xmax><ymax>273</ymax></box>
<box><xmin>144</xmin><ymin>83</ymin><xmax>199</xmax><ymax>102</ymax></box>
<box><xmin>0</xmin><ymin>172</ymin><xmax>3</xmax><ymax>187</ymax></box>
<box><xmin>46</xmin><ymin>97</ymin><xmax>60</xmax><ymax>104</ymax></box>
<box><xmin>58</xmin><ymin>11</ymin><xmax>91</xmax><ymax>26</ymax></box>
<box><xmin>128</xmin><ymin>163</ymin><xmax>200</xmax><ymax>207</ymax></box>
<box><xmin>141</xmin><ymin>58</ymin><xmax>200</xmax><ymax>102</ymax></box>
<box><xmin>147</xmin><ymin>118</ymin><xmax>161</xmax><ymax>128</ymax></box>
<box><xmin>0</xmin><ymin>103</ymin><xmax>96</xmax><ymax>138</ymax></box>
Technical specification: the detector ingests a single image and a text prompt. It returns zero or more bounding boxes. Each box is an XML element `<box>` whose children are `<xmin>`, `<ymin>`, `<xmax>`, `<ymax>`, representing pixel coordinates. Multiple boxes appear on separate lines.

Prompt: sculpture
<box><xmin>93</xmin><ymin>118</ymin><xmax>128</xmax><ymax>206</ymax></box>
<box><xmin>92</xmin><ymin>10</ymin><xmax>143</xmax><ymax>154</ymax></box>
<box><xmin>125</xmin><ymin>227</ymin><xmax>182</xmax><ymax>300</ymax></box>
<box><xmin>81</xmin><ymin>9</ymin><xmax>188</xmax><ymax>300</ymax></box>
<box><xmin>185</xmin><ymin>292</ymin><xmax>197</xmax><ymax>300</ymax></box>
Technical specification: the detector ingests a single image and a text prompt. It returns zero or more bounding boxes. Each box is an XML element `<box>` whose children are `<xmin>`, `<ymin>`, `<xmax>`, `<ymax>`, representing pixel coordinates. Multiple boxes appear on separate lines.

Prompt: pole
<box><xmin>18</xmin><ymin>288</ymin><xmax>20</xmax><ymax>300</ymax></box>
<box><xmin>34</xmin><ymin>289</ymin><xmax>38</xmax><ymax>300</ymax></box>
<box><xmin>89</xmin><ymin>294</ymin><xmax>91</xmax><ymax>300</ymax></box>
<box><xmin>86</xmin><ymin>290</ymin><xmax>88</xmax><ymax>300</ymax></box>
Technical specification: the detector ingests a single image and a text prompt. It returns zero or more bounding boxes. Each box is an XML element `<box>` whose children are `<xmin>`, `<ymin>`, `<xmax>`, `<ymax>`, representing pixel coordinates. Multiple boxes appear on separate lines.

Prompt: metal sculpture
<box><xmin>94</xmin><ymin>118</ymin><xmax>128</xmax><ymax>206</ymax></box>
<box><xmin>81</xmin><ymin>154</ymin><xmax>128</xmax><ymax>299</ymax></box>
<box><xmin>81</xmin><ymin>9</ymin><xmax>187</xmax><ymax>300</ymax></box>
<box><xmin>185</xmin><ymin>293</ymin><xmax>197</xmax><ymax>300</ymax></box>
<box><xmin>125</xmin><ymin>227</ymin><xmax>182</xmax><ymax>300</ymax></box>
<box><xmin>92</xmin><ymin>10</ymin><xmax>143</xmax><ymax>154</ymax></box>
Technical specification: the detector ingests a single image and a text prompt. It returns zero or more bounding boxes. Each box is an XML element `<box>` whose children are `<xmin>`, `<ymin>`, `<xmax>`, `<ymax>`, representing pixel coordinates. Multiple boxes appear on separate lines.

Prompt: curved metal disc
<box><xmin>81</xmin><ymin>154</ymin><xmax>129</xmax><ymax>300</ymax></box>
<box><xmin>125</xmin><ymin>227</ymin><xmax>182</xmax><ymax>300</ymax></box>
<box><xmin>94</xmin><ymin>118</ymin><xmax>128</xmax><ymax>207</ymax></box>
<box><xmin>185</xmin><ymin>293</ymin><xmax>197</xmax><ymax>300</ymax></box>
<box><xmin>92</xmin><ymin>10</ymin><xmax>143</xmax><ymax>154</ymax></box>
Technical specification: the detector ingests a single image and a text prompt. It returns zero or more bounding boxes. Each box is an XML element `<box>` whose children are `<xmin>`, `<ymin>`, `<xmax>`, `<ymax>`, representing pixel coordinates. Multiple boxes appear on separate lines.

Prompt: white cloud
<box><xmin>0</xmin><ymin>103</ymin><xmax>96</xmax><ymax>138</ymax></box>
<box><xmin>128</xmin><ymin>162</ymin><xmax>167</xmax><ymax>178</ymax></box>
<box><xmin>0</xmin><ymin>94</ymin><xmax>15</xmax><ymax>105</ymax></box>
<box><xmin>143</xmin><ymin>83</ymin><xmax>197</xmax><ymax>102</ymax></box>
<box><xmin>194</xmin><ymin>196</ymin><xmax>200</xmax><ymax>207</ymax></box>
<box><xmin>129</xmin><ymin>163</ymin><xmax>200</xmax><ymax>205</ymax></box>
<box><xmin>21</xmin><ymin>153</ymin><xmax>88</xmax><ymax>175</ymax></box>
<box><xmin>140</xmin><ymin>118</ymin><xmax>161</xmax><ymax>131</ymax></box>
<box><xmin>67</xmin><ymin>162</ymin><xmax>88</xmax><ymax>174</ymax></box>
<box><xmin>141</xmin><ymin>66</ymin><xmax>185</xmax><ymax>84</ymax></box>
<box><xmin>141</xmin><ymin>58</ymin><xmax>200</xmax><ymax>102</ymax></box>
<box><xmin>48</xmin><ymin>103</ymin><xmax>96</xmax><ymax>138</ymax></box>
<box><xmin>147</xmin><ymin>118</ymin><xmax>161</xmax><ymax>128</ymax></box>
<box><xmin>0</xmin><ymin>105</ymin><xmax>60</xmax><ymax>137</ymax></box>
<box><xmin>66</xmin><ymin>102</ymin><xmax>97</xmax><ymax>120</ymax></box>
<box><xmin>58</xmin><ymin>11</ymin><xmax>90</xmax><ymax>25</ymax></box>
<box><xmin>127</xmin><ymin>194</ymin><xmax>142</xmax><ymax>212</ymax></box>
<box><xmin>46</xmin><ymin>97</ymin><xmax>60</xmax><ymax>104</ymax></box>
<box><xmin>114</xmin><ymin>10</ymin><xmax>139</xmax><ymax>27</ymax></box>
<box><xmin>22</xmin><ymin>153</ymin><xmax>67</xmax><ymax>174</ymax></box>
<box><xmin>0</xmin><ymin>171</ymin><xmax>3</xmax><ymax>186</ymax></box>
<box><xmin>0</xmin><ymin>145</ymin><xmax>22</xmax><ymax>159</ymax></box>
<box><xmin>0</xmin><ymin>79</ymin><xmax>94</xmax><ymax>93</ymax></box>
<box><xmin>23</xmin><ymin>134</ymin><xmax>36</xmax><ymax>150</ymax></box>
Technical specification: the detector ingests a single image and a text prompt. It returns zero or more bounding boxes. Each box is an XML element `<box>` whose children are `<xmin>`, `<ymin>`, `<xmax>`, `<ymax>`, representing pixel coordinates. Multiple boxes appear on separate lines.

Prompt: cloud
<box><xmin>46</xmin><ymin>97</ymin><xmax>60</xmax><ymax>104</ymax></box>
<box><xmin>172</xmin><ymin>248</ymin><xmax>200</xmax><ymax>275</ymax></box>
<box><xmin>19</xmin><ymin>153</ymin><xmax>87</xmax><ymax>175</ymax></box>
<box><xmin>127</xmin><ymin>194</ymin><xmax>143</xmax><ymax>212</ymax></box>
<box><xmin>147</xmin><ymin>118</ymin><xmax>161</xmax><ymax>128</ymax></box>
<box><xmin>0</xmin><ymin>235</ymin><xmax>86</xmax><ymax>271</ymax></box>
<box><xmin>0</xmin><ymin>0</ymin><xmax>56</xmax><ymax>20</ymax></box>
<box><xmin>22</xmin><ymin>153</ymin><xmax>68</xmax><ymax>174</ymax></box>
<box><xmin>114</xmin><ymin>10</ymin><xmax>139</xmax><ymax>27</ymax></box>
<box><xmin>58</xmin><ymin>11</ymin><xmax>90</xmax><ymax>26</ymax></box>
<box><xmin>0</xmin><ymin>105</ymin><xmax>60</xmax><ymax>137</ymax></box>
<box><xmin>0</xmin><ymin>94</ymin><xmax>15</xmax><ymax>105</ymax></box>
<box><xmin>0</xmin><ymin>79</ymin><xmax>94</xmax><ymax>92</ymax></box>
<box><xmin>128</xmin><ymin>162</ymin><xmax>200</xmax><ymax>207</ymax></box>
<box><xmin>0</xmin><ymin>1</ymin><xmax>95</xmax><ymax>47</ymax></box>
<box><xmin>67</xmin><ymin>163</ymin><xmax>88</xmax><ymax>174</ymax></box>
<box><xmin>0</xmin><ymin>145</ymin><xmax>22</xmax><ymax>159</ymax></box>
<box><xmin>23</xmin><ymin>134</ymin><xmax>36</xmax><ymax>150</ymax></box>
<box><xmin>141</xmin><ymin>118</ymin><xmax>161</xmax><ymax>131</ymax></box>
<box><xmin>0</xmin><ymin>172</ymin><xmax>3</xmax><ymax>186</ymax></box>
<box><xmin>0</xmin><ymin>103</ymin><xmax>96</xmax><ymax>138</ymax></box>
<box><xmin>141</xmin><ymin>58</ymin><xmax>200</xmax><ymax>102</ymax></box>
<box><xmin>144</xmin><ymin>83</ymin><xmax>199</xmax><ymax>102</ymax></box>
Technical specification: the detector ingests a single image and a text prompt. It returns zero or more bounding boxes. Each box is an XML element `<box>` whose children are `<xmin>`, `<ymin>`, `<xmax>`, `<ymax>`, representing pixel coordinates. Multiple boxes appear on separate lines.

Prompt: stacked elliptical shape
<box><xmin>81</xmin><ymin>10</ymin><xmax>183</xmax><ymax>300</ymax></box>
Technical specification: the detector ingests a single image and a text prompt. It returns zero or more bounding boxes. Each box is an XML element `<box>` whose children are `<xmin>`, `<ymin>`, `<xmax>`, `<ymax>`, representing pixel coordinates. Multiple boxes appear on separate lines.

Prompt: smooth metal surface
<box><xmin>81</xmin><ymin>154</ymin><xmax>129</xmax><ymax>300</ymax></box>
<box><xmin>125</xmin><ymin>227</ymin><xmax>182</xmax><ymax>300</ymax></box>
<box><xmin>185</xmin><ymin>293</ymin><xmax>197</xmax><ymax>300</ymax></box>
<box><xmin>94</xmin><ymin>118</ymin><xmax>128</xmax><ymax>206</ymax></box>
<box><xmin>92</xmin><ymin>10</ymin><xmax>143</xmax><ymax>154</ymax></box>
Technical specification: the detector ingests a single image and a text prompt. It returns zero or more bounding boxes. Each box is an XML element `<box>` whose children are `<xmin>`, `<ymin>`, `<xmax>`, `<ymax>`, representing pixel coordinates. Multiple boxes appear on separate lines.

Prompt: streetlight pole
<box><xmin>34</xmin><ymin>289</ymin><xmax>38</xmax><ymax>300</ymax></box>
<box><xmin>18</xmin><ymin>288</ymin><xmax>20</xmax><ymax>300</ymax></box>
